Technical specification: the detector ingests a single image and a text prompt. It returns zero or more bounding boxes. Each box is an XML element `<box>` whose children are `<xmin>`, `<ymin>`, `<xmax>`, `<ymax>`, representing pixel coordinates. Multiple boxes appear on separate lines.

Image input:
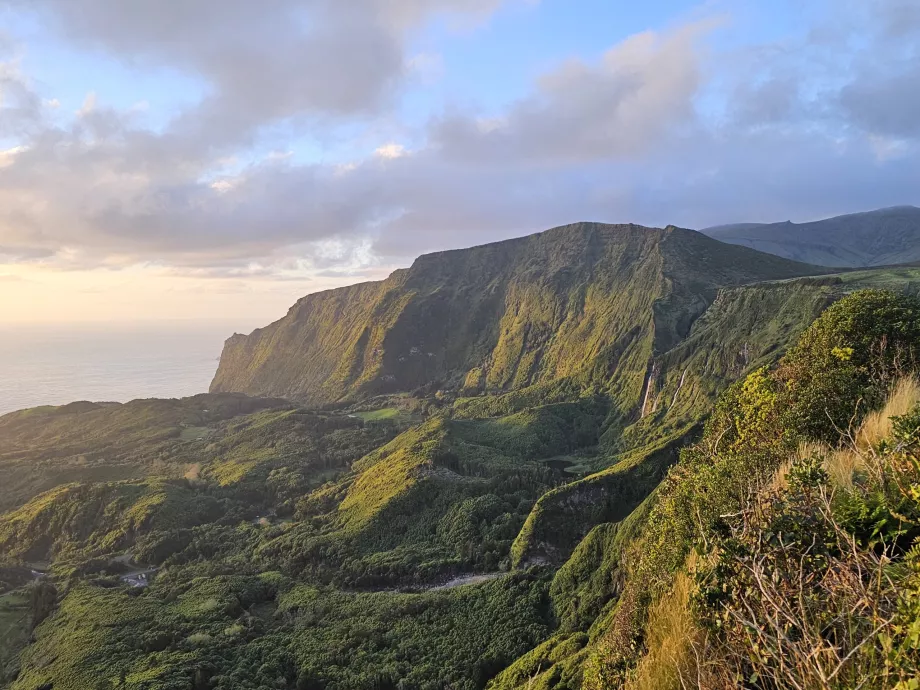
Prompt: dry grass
<box><xmin>858</xmin><ymin>377</ymin><xmax>920</xmax><ymax>451</ymax></box>
<box><xmin>814</xmin><ymin>378</ymin><xmax>920</xmax><ymax>489</ymax></box>
<box><xmin>626</xmin><ymin>572</ymin><xmax>696</xmax><ymax>690</ymax></box>
<box><xmin>825</xmin><ymin>448</ymin><xmax>862</xmax><ymax>490</ymax></box>
<box><xmin>626</xmin><ymin>565</ymin><xmax>738</xmax><ymax>690</ymax></box>
<box><xmin>769</xmin><ymin>459</ymin><xmax>794</xmax><ymax>493</ymax></box>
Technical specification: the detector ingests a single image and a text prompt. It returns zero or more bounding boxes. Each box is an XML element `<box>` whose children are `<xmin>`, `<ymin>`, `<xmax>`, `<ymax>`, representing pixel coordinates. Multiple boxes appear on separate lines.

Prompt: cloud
<box><xmin>407</xmin><ymin>52</ymin><xmax>446</xmax><ymax>85</ymax></box>
<box><xmin>431</xmin><ymin>19</ymin><xmax>719</xmax><ymax>165</ymax></box>
<box><xmin>375</xmin><ymin>143</ymin><xmax>409</xmax><ymax>159</ymax></box>
<box><xmin>6</xmin><ymin>0</ymin><xmax>517</xmax><ymax>151</ymax></box>
<box><xmin>0</xmin><ymin>0</ymin><xmax>918</xmax><ymax>282</ymax></box>
<box><xmin>839</xmin><ymin>66</ymin><xmax>920</xmax><ymax>139</ymax></box>
<box><xmin>0</xmin><ymin>54</ymin><xmax>43</xmax><ymax>138</ymax></box>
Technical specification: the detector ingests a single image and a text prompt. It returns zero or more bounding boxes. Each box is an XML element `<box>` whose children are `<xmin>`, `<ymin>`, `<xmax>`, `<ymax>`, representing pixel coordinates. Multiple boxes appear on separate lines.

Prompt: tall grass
<box><xmin>858</xmin><ymin>377</ymin><xmax>920</xmax><ymax>450</ymax></box>
<box><xmin>820</xmin><ymin>377</ymin><xmax>920</xmax><ymax>489</ymax></box>
<box><xmin>625</xmin><ymin>571</ymin><xmax>696</xmax><ymax>690</ymax></box>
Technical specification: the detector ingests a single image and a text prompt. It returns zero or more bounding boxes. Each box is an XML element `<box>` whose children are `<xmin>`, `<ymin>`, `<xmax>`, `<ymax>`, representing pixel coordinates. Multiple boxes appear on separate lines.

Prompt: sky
<box><xmin>0</xmin><ymin>0</ymin><xmax>918</xmax><ymax>327</ymax></box>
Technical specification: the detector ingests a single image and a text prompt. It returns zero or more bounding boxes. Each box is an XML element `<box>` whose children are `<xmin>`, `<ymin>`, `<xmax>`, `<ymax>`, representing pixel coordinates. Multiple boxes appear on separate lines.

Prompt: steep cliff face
<box><xmin>210</xmin><ymin>223</ymin><xmax>824</xmax><ymax>405</ymax></box>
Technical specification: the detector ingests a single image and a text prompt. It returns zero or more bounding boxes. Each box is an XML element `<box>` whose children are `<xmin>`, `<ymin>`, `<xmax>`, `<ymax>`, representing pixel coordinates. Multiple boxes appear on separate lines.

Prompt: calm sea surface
<box><xmin>0</xmin><ymin>321</ymin><xmax>245</xmax><ymax>416</ymax></box>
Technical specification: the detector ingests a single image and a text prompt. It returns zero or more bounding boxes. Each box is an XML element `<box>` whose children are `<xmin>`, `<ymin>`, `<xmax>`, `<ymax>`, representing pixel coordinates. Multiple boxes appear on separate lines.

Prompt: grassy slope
<box><xmin>257</xmin><ymin>405</ymin><xmax>599</xmax><ymax>587</ymax></box>
<box><xmin>0</xmin><ymin>402</ymin><xmax>399</xmax><ymax>568</ymax></box>
<box><xmin>0</xmin><ymin>589</ymin><xmax>31</xmax><ymax>684</ymax></box>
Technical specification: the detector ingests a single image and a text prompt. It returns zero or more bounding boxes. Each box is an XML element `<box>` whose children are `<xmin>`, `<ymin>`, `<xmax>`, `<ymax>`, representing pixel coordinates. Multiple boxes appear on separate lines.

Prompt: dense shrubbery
<box><xmin>775</xmin><ymin>289</ymin><xmax>920</xmax><ymax>443</ymax></box>
<box><xmin>12</xmin><ymin>571</ymin><xmax>553</xmax><ymax>690</ymax></box>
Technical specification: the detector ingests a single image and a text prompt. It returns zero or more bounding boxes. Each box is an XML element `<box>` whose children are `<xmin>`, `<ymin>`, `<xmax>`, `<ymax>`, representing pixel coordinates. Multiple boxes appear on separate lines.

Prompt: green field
<box><xmin>352</xmin><ymin>408</ymin><xmax>403</xmax><ymax>422</ymax></box>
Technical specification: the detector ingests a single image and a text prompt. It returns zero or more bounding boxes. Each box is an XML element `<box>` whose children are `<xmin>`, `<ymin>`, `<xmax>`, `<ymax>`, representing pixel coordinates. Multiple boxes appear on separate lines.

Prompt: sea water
<box><xmin>0</xmin><ymin>321</ymin><xmax>245</xmax><ymax>416</ymax></box>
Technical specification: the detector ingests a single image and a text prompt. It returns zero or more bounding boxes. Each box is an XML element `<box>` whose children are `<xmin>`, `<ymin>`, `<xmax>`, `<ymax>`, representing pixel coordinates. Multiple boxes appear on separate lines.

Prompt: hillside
<box><xmin>211</xmin><ymin>223</ymin><xmax>824</xmax><ymax>406</ymax></box>
<box><xmin>5</xmin><ymin>222</ymin><xmax>920</xmax><ymax>688</ymax></box>
<box><xmin>3</xmin><ymin>287</ymin><xmax>919</xmax><ymax>690</ymax></box>
<box><xmin>703</xmin><ymin>205</ymin><xmax>920</xmax><ymax>267</ymax></box>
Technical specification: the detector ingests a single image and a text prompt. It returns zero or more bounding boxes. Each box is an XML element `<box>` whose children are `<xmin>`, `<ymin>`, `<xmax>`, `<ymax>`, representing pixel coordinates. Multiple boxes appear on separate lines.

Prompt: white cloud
<box><xmin>209</xmin><ymin>179</ymin><xmax>237</xmax><ymax>193</ymax></box>
<box><xmin>430</xmin><ymin>18</ymin><xmax>721</xmax><ymax>164</ymax></box>
<box><xmin>868</xmin><ymin>134</ymin><xmax>912</xmax><ymax>162</ymax></box>
<box><xmin>76</xmin><ymin>91</ymin><xmax>96</xmax><ymax>116</ymax></box>
<box><xmin>375</xmin><ymin>143</ymin><xmax>409</xmax><ymax>159</ymax></box>
<box><xmin>0</xmin><ymin>145</ymin><xmax>26</xmax><ymax>168</ymax></box>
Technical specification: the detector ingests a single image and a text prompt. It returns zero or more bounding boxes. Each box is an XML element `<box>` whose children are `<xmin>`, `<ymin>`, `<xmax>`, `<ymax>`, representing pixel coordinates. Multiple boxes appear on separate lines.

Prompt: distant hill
<box><xmin>703</xmin><ymin>205</ymin><xmax>920</xmax><ymax>267</ymax></box>
<box><xmin>210</xmin><ymin>223</ymin><xmax>825</xmax><ymax>407</ymax></box>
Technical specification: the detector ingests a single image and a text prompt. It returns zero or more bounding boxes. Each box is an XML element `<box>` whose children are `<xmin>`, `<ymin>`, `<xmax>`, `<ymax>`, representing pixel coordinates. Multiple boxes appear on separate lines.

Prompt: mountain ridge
<box><xmin>703</xmin><ymin>205</ymin><xmax>920</xmax><ymax>267</ymax></box>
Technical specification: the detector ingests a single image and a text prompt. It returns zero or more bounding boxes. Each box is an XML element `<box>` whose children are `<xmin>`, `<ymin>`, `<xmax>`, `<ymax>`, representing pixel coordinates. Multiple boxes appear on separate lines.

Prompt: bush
<box><xmin>776</xmin><ymin>290</ymin><xmax>920</xmax><ymax>443</ymax></box>
<box><xmin>692</xmin><ymin>395</ymin><xmax>920</xmax><ymax>689</ymax></box>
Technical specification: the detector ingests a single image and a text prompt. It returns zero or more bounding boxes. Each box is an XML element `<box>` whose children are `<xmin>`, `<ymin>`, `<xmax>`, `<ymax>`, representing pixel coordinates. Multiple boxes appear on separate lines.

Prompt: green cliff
<box><xmin>210</xmin><ymin>223</ymin><xmax>824</xmax><ymax>405</ymax></box>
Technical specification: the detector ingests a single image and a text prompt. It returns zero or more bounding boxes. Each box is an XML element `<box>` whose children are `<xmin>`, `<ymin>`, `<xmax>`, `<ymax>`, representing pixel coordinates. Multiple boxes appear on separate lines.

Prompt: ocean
<box><xmin>0</xmin><ymin>321</ymin><xmax>245</xmax><ymax>416</ymax></box>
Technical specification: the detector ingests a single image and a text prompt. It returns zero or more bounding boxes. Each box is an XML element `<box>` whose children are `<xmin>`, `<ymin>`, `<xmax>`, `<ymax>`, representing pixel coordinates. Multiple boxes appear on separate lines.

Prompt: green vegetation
<box><xmin>351</xmin><ymin>407</ymin><xmax>402</xmax><ymax>422</ymax></box>
<box><xmin>0</xmin><ymin>590</ymin><xmax>31</xmax><ymax>682</ymax></box>
<box><xmin>6</xmin><ymin>219</ymin><xmax>920</xmax><ymax>689</ymax></box>
<box><xmin>13</xmin><ymin>571</ymin><xmax>552</xmax><ymax>690</ymax></box>
<box><xmin>566</xmin><ymin>290</ymin><xmax>920</xmax><ymax>689</ymax></box>
<box><xmin>0</xmin><ymin>394</ymin><xmax>293</xmax><ymax>513</ymax></box>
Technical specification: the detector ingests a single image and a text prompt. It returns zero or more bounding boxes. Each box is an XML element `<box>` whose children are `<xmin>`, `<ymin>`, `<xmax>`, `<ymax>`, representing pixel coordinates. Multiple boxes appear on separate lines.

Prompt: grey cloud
<box><xmin>0</xmin><ymin>62</ymin><xmax>44</xmax><ymax>138</ymax></box>
<box><xmin>721</xmin><ymin>0</ymin><xmax>920</xmax><ymax>139</ymax></box>
<box><xmin>0</xmin><ymin>245</ymin><xmax>55</xmax><ymax>261</ymax></box>
<box><xmin>840</xmin><ymin>66</ymin><xmax>920</xmax><ymax>138</ymax></box>
<box><xmin>730</xmin><ymin>76</ymin><xmax>804</xmax><ymax>127</ymax></box>
<box><xmin>872</xmin><ymin>0</ymin><xmax>920</xmax><ymax>37</ymax></box>
<box><xmin>5</xmin><ymin>0</ymin><xmax>513</xmax><ymax>149</ymax></box>
<box><xmin>0</xmin><ymin>1</ymin><xmax>919</xmax><ymax>278</ymax></box>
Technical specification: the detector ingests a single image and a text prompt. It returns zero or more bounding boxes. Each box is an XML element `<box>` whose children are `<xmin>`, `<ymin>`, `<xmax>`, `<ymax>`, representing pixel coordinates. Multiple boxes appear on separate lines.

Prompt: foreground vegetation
<box><xmin>516</xmin><ymin>289</ymin><xmax>920</xmax><ymax>689</ymax></box>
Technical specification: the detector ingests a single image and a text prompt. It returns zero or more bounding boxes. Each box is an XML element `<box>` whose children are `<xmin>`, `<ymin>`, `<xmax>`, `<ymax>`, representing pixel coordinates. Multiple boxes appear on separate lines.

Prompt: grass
<box><xmin>816</xmin><ymin>377</ymin><xmax>920</xmax><ymax>489</ymax></box>
<box><xmin>179</xmin><ymin>426</ymin><xmax>212</xmax><ymax>441</ymax></box>
<box><xmin>0</xmin><ymin>590</ymin><xmax>31</xmax><ymax>679</ymax></box>
<box><xmin>625</xmin><ymin>571</ymin><xmax>697</xmax><ymax>690</ymax></box>
<box><xmin>857</xmin><ymin>377</ymin><xmax>920</xmax><ymax>450</ymax></box>
<box><xmin>838</xmin><ymin>266</ymin><xmax>920</xmax><ymax>289</ymax></box>
<box><xmin>352</xmin><ymin>408</ymin><xmax>402</xmax><ymax>422</ymax></box>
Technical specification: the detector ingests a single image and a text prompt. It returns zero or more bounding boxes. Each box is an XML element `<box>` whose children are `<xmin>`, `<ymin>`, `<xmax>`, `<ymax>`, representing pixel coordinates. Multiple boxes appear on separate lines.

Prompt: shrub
<box><xmin>692</xmin><ymin>391</ymin><xmax>920</xmax><ymax>689</ymax></box>
<box><xmin>776</xmin><ymin>290</ymin><xmax>920</xmax><ymax>443</ymax></box>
